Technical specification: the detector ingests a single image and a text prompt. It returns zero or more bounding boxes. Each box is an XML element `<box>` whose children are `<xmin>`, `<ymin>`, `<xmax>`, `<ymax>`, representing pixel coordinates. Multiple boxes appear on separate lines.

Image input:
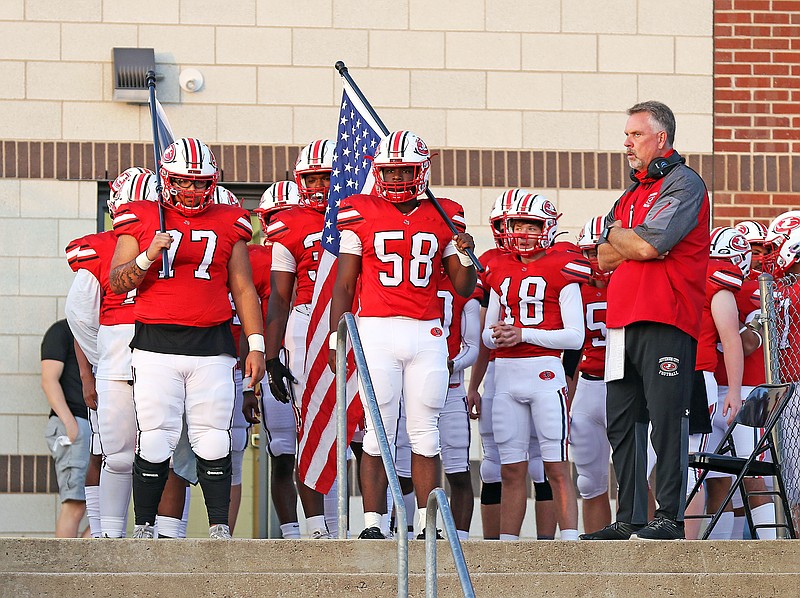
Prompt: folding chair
<box><xmin>686</xmin><ymin>382</ymin><xmax>797</xmax><ymax>539</ymax></box>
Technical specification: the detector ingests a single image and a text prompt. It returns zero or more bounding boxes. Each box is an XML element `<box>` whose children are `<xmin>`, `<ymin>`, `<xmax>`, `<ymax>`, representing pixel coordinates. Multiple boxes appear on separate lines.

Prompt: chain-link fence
<box><xmin>760</xmin><ymin>272</ymin><xmax>800</xmax><ymax>534</ymax></box>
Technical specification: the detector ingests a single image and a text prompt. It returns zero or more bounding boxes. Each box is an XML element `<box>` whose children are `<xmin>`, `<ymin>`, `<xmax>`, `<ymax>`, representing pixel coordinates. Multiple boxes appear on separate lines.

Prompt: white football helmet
<box><xmin>294</xmin><ymin>139</ymin><xmax>334</xmax><ymax>210</ymax></box>
<box><xmin>254</xmin><ymin>180</ymin><xmax>300</xmax><ymax>233</ymax></box>
<box><xmin>490</xmin><ymin>189</ymin><xmax>525</xmax><ymax>250</ymax></box>
<box><xmin>710</xmin><ymin>226</ymin><xmax>752</xmax><ymax>277</ymax></box>
<box><xmin>108</xmin><ymin>167</ymin><xmax>155</xmax><ymax>217</ymax></box>
<box><xmin>763</xmin><ymin>210</ymin><xmax>800</xmax><ymax>274</ymax></box>
<box><xmin>213</xmin><ymin>185</ymin><xmax>241</xmax><ymax>207</ymax></box>
<box><xmin>772</xmin><ymin>227</ymin><xmax>800</xmax><ymax>276</ymax></box>
<box><xmin>372</xmin><ymin>130</ymin><xmax>431</xmax><ymax>203</ymax></box>
<box><xmin>735</xmin><ymin>220</ymin><xmax>768</xmax><ymax>273</ymax></box>
<box><xmin>501</xmin><ymin>193</ymin><xmax>559</xmax><ymax>257</ymax></box>
<box><xmin>577</xmin><ymin>215</ymin><xmax>609</xmax><ymax>281</ymax></box>
<box><xmin>159</xmin><ymin>137</ymin><xmax>218</xmax><ymax>216</ymax></box>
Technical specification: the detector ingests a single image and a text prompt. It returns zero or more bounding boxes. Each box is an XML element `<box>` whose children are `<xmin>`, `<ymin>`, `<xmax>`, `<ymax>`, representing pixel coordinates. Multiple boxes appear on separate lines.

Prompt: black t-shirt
<box><xmin>131</xmin><ymin>321</ymin><xmax>237</xmax><ymax>357</ymax></box>
<box><xmin>41</xmin><ymin>319</ymin><xmax>87</xmax><ymax>420</ymax></box>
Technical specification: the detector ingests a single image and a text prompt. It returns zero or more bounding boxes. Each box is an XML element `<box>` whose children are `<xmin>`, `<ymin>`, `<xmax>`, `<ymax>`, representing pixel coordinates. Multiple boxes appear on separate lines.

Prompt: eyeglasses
<box><xmin>171</xmin><ymin>177</ymin><xmax>211</xmax><ymax>189</ymax></box>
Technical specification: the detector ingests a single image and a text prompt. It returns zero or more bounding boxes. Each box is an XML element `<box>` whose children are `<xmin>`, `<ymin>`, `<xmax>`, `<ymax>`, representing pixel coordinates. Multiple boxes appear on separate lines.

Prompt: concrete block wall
<box><xmin>0</xmin><ymin>0</ymin><xmax>717</xmax><ymax>536</ymax></box>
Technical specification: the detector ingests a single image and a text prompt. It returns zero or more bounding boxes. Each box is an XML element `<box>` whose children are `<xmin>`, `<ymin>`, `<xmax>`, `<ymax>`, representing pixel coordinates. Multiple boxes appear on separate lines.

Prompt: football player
<box><xmin>481</xmin><ymin>192</ymin><xmax>589</xmax><ymax>541</ymax></box>
<box><xmin>328</xmin><ymin>130</ymin><xmax>476</xmax><ymax>539</ymax></box>
<box><xmin>264</xmin><ymin>141</ymin><xmax>335</xmax><ymax>539</ymax></box>
<box><xmin>245</xmin><ymin>180</ymin><xmax>303</xmax><ymax>539</ymax></box>
<box><xmin>110</xmin><ymin>138</ymin><xmax>265</xmax><ymax>540</ymax></box>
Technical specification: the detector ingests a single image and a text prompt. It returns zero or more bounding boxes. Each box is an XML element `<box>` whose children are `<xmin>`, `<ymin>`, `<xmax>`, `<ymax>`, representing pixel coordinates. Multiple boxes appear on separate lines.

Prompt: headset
<box><xmin>630</xmin><ymin>151</ymin><xmax>685</xmax><ymax>182</ymax></box>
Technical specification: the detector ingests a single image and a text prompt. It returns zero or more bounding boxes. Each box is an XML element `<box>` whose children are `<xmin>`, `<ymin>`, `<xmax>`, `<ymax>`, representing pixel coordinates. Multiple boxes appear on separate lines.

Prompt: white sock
<box><xmin>156</xmin><ymin>515</ymin><xmax>182</xmax><ymax>538</ymax></box>
<box><xmin>84</xmin><ymin>485</ymin><xmax>101</xmax><ymax>538</ymax></box>
<box><xmin>560</xmin><ymin>529</ymin><xmax>579</xmax><ymax>541</ymax></box>
<box><xmin>416</xmin><ymin>507</ymin><xmax>427</xmax><ymax>536</ymax></box>
<box><xmin>323</xmin><ymin>480</ymin><xmax>339</xmax><ymax>536</ymax></box>
<box><xmin>456</xmin><ymin>529</ymin><xmax>469</xmax><ymax>541</ymax></box>
<box><xmin>364</xmin><ymin>511</ymin><xmax>382</xmax><ymax>531</ymax></box>
<box><xmin>306</xmin><ymin>514</ymin><xmax>327</xmax><ymax>536</ymax></box>
<box><xmin>499</xmin><ymin>533</ymin><xmax>519</xmax><ymax>541</ymax></box>
<box><xmin>732</xmin><ymin>515</ymin><xmax>745</xmax><ymax>540</ymax></box>
<box><xmin>752</xmin><ymin>503</ymin><xmax>777</xmax><ymax>539</ymax></box>
<box><xmin>178</xmin><ymin>486</ymin><xmax>191</xmax><ymax>538</ymax></box>
<box><xmin>280</xmin><ymin>522</ymin><xmax>301</xmax><ymax>539</ymax></box>
<box><xmin>99</xmin><ymin>469</ymin><xmax>132</xmax><ymax>538</ymax></box>
<box><xmin>403</xmin><ymin>492</ymin><xmax>416</xmax><ymax>533</ymax></box>
<box><xmin>707</xmin><ymin>511</ymin><xmax>734</xmax><ymax>540</ymax></box>
<box><xmin>380</xmin><ymin>512</ymin><xmax>392</xmax><ymax>537</ymax></box>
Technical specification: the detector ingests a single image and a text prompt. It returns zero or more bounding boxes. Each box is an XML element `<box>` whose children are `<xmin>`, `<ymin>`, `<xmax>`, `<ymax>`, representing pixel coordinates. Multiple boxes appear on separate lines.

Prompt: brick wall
<box><xmin>713</xmin><ymin>0</ymin><xmax>800</xmax><ymax>226</ymax></box>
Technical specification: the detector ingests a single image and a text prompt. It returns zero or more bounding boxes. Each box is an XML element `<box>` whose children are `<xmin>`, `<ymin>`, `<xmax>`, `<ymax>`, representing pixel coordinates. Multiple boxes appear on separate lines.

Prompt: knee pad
<box><xmin>576</xmin><ymin>463</ymin><xmax>609</xmax><ymax>500</ymax></box>
<box><xmin>138</xmin><ymin>429</ymin><xmax>178</xmax><ymax>464</ymax></box>
<box><xmin>533</xmin><ymin>480</ymin><xmax>553</xmax><ymax>502</ymax></box>
<box><xmin>104</xmin><ymin>451</ymin><xmax>134</xmax><ymax>476</ymax></box>
<box><xmin>230</xmin><ymin>427</ymin><xmax>248</xmax><ymax>454</ymax></box>
<box><xmin>231</xmin><ymin>449</ymin><xmax>245</xmax><ymax>486</ymax></box>
<box><xmin>191</xmin><ymin>428</ymin><xmax>232</xmax><ymax>461</ymax></box>
<box><xmin>480</xmin><ymin>458</ymin><xmax>501</xmax><ymax>485</ymax></box>
<box><xmin>133</xmin><ymin>455</ymin><xmax>170</xmax><ymax>486</ymax></box>
<box><xmin>196</xmin><ymin>454</ymin><xmax>232</xmax><ymax>486</ymax></box>
<box><xmin>480</xmin><ymin>481</ymin><xmax>502</xmax><ymax>506</ymax></box>
<box><xmin>407</xmin><ymin>427</ymin><xmax>440</xmax><ymax>458</ymax></box>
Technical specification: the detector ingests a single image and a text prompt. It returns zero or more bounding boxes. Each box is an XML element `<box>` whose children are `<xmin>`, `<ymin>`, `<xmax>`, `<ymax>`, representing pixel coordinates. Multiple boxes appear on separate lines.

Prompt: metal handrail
<box><xmin>336</xmin><ymin>312</ymin><xmax>409</xmax><ymax>598</ymax></box>
<box><xmin>424</xmin><ymin>488</ymin><xmax>475</xmax><ymax>598</ymax></box>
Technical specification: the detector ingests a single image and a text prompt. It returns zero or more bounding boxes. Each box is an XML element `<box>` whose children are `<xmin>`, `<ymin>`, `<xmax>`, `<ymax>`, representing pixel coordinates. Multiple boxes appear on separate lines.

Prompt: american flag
<box><xmin>151</xmin><ymin>96</ymin><xmax>175</xmax><ymax>153</ymax></box>
<box><xmin>297</xmin><ymin>78</ymin><xmax>383</xmax><ymax>493</ymax></box>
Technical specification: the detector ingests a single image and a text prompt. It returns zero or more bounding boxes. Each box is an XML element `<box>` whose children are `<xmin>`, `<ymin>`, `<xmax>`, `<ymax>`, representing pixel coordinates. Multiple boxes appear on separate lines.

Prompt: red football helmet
<box><xmin>253</xmin><ymin>180</ymin><xmax>300</xmax><ymax>234</ymax></box>
<box><xmin>501</xmin><ymin>193</ymin><xmax>559</xmax><ymax>257</ymax></box>
<box><xmin>159</xmin><ymin>137</ymin><xmax>218</xmax><ymax>216</ymax></box>
<box><xmin>294</xmin><ymin>139</ymin><xmax>333</xmax><ymax>210</ymax></box>
<box><xmin>372</xmin><ymin>130</ymin><xmax>431</xmax><ymax>203</ymax></box>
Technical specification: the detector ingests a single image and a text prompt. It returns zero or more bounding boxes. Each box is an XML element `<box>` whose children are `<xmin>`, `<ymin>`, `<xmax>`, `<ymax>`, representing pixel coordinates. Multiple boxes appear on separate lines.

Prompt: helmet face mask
<box><xmin>710</xmin><ymin>226</ymin><xmax>752</xmax><ymax>277</ymax></box>
<box><xmin>294</xmin><ymin>139</ymin><xmax>333</xmax><ymax>210</ymax></box>
<box><xmin>372</xmin><ymin>131</ymin><xmax>431</xmax><ymax>204</ymax></box>
<box><xmin>499</xmin><ymin>193</ymin><xmax>559</xmax><ymax>257</ymax></box>
<box><xmin>159</xmin><ymin>138</ymin><xmax>218</xmax><ymax>216</ymax></box>
<box><xmin>254</xmin><ymin>180</ymin><xmax>300</xmax><ymax>235</ymax></box>
<box><xmin>735</xmin><ymin>220</ymin><xmax>768</xmax><ymax>273</ymax></box>
<box><xmin>108</xmin><ymin>167</ymin><xmax>155</xmax><ymax>217</ymax></box>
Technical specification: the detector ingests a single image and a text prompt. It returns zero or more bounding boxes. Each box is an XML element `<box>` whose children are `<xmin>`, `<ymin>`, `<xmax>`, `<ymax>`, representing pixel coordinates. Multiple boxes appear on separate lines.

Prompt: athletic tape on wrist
<box><xmin>248</xmin><ymin>334</ymin><xmax>265</xmax><ymax>353</ymax></box>
<box><xmin>457</xmin><ymin>250</ymin><xmax>474</xmax><ymax>267</ymax></box>
<box><xmin>328</xmin><ymin>331</ymin><xmax>338</xmax><ymax>350</ymax></box>
<box><xmin>135</xmin><ymin>251</ymin><xmax>155</xmax><ymax>271</ymax></box>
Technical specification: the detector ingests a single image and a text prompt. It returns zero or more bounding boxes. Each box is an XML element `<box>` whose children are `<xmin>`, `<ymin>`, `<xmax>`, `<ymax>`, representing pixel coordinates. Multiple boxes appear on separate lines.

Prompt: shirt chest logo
<box><xmin>642</xmin><ymin>191</ymin><xmax>659</xmax><ymax>209</ymax></box>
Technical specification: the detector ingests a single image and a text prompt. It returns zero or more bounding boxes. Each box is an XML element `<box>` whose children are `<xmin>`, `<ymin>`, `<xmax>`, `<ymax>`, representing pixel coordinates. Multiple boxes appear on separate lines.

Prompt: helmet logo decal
<box><xmin>730</xmin><ymin>234</ymin><xmax>749</xmax><ymax>252</ymax></box>
<box><xmin>775</xmin><ymin>216</ymin><xmax>800</xmax><ymax>234</ymax></box>
<box><xmin>541</xmin><ymin>200</ymin><xmax>558</xmax><ymax>218</ymax></box>
<box><xmin>414</xmin><ymin>136</ymin><xmax>429</xmax><ymax>157</ymax></box>
<box><xmin>162</xmin><ymin>144</ymin><xmax>175</xmax><ymax>163</ymax></box>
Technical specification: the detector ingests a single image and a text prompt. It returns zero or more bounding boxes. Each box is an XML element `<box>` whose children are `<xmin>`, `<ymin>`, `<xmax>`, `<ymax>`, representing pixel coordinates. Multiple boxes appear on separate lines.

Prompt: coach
<box><xmin>585</xmin><ymin>101</ymin><xmax>710</xmax><ymax>541</ymax></box>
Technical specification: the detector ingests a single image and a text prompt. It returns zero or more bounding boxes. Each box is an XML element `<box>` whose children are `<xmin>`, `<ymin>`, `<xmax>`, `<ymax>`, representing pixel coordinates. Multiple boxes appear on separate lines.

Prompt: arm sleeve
<box><xmin>632</xmin><ymin>168</ymin><xmax>706</xmax><ymax>254</ymax></box>
<box><xmin>451</xmin><ymin>299</ymin><xmax>481</xmax><ymax>374</ymax></box>
<box><xmin>338</xmin><ymin>229</ymin><xmax>363</xmax><ymax>256</ymax></box>
<box><xmin>481</xmin><ymin>289</ymin><xmax>501</xmax><ymax>350</ymax></box>
<box><xmin>270</xmin><ymin>242</ymin><xmax>298</xmax><ymax>273</ymax></box>
<box><xmin>520</xmin><ymin>283</ymin><xmax>585</xmax><ymax>350</ymax></box>
<box><xmin>64</xmin><ymin>269</ymin><xmax>101</xmax><ymax>367</ymax></box>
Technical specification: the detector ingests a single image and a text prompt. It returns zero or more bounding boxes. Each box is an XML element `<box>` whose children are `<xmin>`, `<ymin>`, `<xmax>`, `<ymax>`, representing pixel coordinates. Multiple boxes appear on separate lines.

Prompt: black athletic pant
<box><xmin>606</xmin><ymin>322</ymin><xmax>695</xmax><ymax>524</ymax></box>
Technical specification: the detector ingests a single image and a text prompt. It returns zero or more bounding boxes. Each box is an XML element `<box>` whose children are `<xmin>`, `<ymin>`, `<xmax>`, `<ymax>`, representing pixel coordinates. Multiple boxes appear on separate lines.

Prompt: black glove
<box><xmin>242</xmin><ymin>386</ymin><xmax>261</xmax><ymax>424</ymax></box>
<box><xmin>266</xmin><ymin>357</ymin><xmax>297</xmax><ymax>404</ymax></box>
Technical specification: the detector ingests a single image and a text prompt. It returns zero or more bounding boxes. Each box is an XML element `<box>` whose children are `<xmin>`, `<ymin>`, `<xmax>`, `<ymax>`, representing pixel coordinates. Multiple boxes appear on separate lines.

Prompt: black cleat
<box><xmin>631</xmin><ymin>517</ymin><xmax>685</xmax><ymax>540</ymax></box>
<box><xmin>580</xmin><ymin>521</ymin><xmax>644</xmax><ymax>540</ymax></box>
<box><xmin>358</xmin><ymin>526</ymin><xmax>386</xmax><ymax>539</ymax></box>
<box><xmin>416</xmin><ymin>528</ymin><xmax>444</xmax><ymax>540</ymax></box>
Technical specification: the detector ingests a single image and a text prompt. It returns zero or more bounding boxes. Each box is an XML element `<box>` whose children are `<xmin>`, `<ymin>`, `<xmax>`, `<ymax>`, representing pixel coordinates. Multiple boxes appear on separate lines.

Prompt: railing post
<box><xmin>335</xmin><ymin>317</ymin><xmax>349</xmax><ymax>539</ymax></box>
<box><xmin>425</xmin><ymin>488</ymin><xmax>475</xmax><ymax>598</ymax></box>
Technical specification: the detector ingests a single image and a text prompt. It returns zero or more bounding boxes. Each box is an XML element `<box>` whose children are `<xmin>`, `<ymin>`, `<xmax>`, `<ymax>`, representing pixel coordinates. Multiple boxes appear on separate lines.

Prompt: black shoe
<box><xmin>580</xmin><ymin>521</ymin><xmax>643</xmax><ymax>540</ymax></box>
<box><xmin>416</xmin><ymin>529</ymin><xmax>444</xmax><ymax>540</ymax></box>
<box><xmin>631</xmin><ymin>517</ymin><xmax>685</xmax><ymax>540</ymax></box>
<box><xmin>358</xmin><ymin>526</ymin><xmax>386</xmax><ymax>539</ymax></box>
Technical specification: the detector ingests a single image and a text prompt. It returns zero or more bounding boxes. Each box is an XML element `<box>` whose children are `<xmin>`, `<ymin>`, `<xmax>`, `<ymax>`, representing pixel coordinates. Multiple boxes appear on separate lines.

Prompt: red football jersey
<box><xmin>485</xmin><ymin>248</ymin><xmax>591</xmax><ymax>359</ymax></box>
<box><xmin>66</xmin><ymin>231</ymin><xmax>136</xmax><ymax>326</ymax></box>
<box><xmin>477</xmin><ymin>247</ymin><xmax>508</xmax><ymax>363</ymax></box>
<box><xmin>113</xmin><ymin>201</ymin><xmax>252</xmax><ymax>327</ymax></box>
<box><xmin>337</xmin><ymin>195</ymin><xmax>466</xmax><ymax>320</ymax></box>
<box><xmin>696</xmin><ymin>258</ymin><xmax>744</xmax><ymax>372</ymax></box>
<box><xmin>579</xmin><ymin>283</ymin><xmax>607</xmax><ymax>378</ymax></box>
<box><xmin>265</xmin><ymin>206</ymin><xmax>323</xmax><ymax>306</ymax></box>
<box><xmin>230</xmin><ymin>243</ymin><xmax>273</xmax><ymax>353</ymax></box>
<box><xmin>715</xmin><ymin>278</ymin><xmax>764</xmax><ymax>387</ymax></box>
<box><xmin>774</xmin><ymin>278</ymin><xmax>800</xmax><ymax>382</ymax></box>
<box><xmin>437</xmin><ymin>270</ymin><xmax>482</xmax><ymax>360</ymax></box>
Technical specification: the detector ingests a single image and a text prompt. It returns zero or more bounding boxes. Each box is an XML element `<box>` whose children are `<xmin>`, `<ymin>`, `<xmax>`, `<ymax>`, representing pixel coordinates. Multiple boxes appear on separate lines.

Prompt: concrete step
<box><xmin>4</xmin><ymin>572</ymin><xmax>800</xmax><ymax>598</ymax></box>
<box><xmin>3</xmin><ymin>537</ymin><xmax>800</xmax><ymax>575</ymax></box>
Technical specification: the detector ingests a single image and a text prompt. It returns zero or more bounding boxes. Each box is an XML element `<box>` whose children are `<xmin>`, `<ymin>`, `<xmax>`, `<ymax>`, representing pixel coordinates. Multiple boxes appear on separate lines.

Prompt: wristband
<box><xmin>328</xmin><ymin>331</ymin><xmax>338</xmax><ymax>350</ymax></box>
<box><xmin>135</xmin><ymin>251</ymin><xmax>155</xmax><ymax>271</ymax></box>
<box><xmin>739</xmin><ymin>325</ymin><xmax>749</xmax><ymax>335</ymax></box>
<box><xmin>242</xmin><ymin>376</ymin><xmax>252</xmax><ymax>389</ymax></box>
<box><xmin>457</xmin><ymin>250</ymin><xmax>474</xmax><ymax>267</ymax></box>
<box><xmin>247</xmin><ymin>334</ymin><xmax>265</xmax><ymax>353</ymax></box>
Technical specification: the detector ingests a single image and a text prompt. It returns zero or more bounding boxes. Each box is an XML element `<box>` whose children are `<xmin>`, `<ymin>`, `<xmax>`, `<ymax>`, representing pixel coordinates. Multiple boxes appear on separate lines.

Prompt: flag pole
<box><xmin>334</xmin><ymin>61</ymin><xmax>483</xmax><ymax>272</ymax></box>
<box><xmin>145</xmin><ymin>70</ymin><xmax>170</xmax><ymax>278</ymax></box>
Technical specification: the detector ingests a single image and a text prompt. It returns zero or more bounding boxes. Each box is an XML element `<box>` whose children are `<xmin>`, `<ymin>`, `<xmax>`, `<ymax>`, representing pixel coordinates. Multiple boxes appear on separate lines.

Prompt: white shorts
<box><xmin>231</xmin><ymin>367</ymin><xmax>250</xmax><ymax>454</ymax></box>
<box><xmin>493</xmin><ymin>356</ymin><xmax>569</xmax><ymax>465</ymax></box>
<box><xmin>395</xmin><ymin>403</ymin><xmax>411</xmax><ymax>479</ymax></box>
<box><xmin>358</xmin><ymin>317</ymin><xmax>449</xmax><ymax>459</ymax></box>
<box><xmin>88</xmin><ymin>408</ymin><xmax>102</xmax><ymax>456</ymax></box>
<box><xmin>440</xmin><ymin>384</ymin><xmax>471</xmax><ymax>475</ymax></box>
<box><xmin>569</xmin><ymin>375</ymin><xmax>610</xmax><ymax>499</ymax></box>
<box><xmin>95</xmin><ymin>379</ymin><xmax>135</xmax><ymax>474</ymax></box>
<box><xmin>479</xmin><ymin>361</ymin><xmax>501</xmax><ymax>484</ymax></box>
<box><xmin>96</xmin><ymin>323</ymin><xmax>134</xmax><ymax>380</ymax></box>
<box><xmin>688</xmin><ymin>371</ymin><xmax>718</xmax><ymax>485</ymax></box>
